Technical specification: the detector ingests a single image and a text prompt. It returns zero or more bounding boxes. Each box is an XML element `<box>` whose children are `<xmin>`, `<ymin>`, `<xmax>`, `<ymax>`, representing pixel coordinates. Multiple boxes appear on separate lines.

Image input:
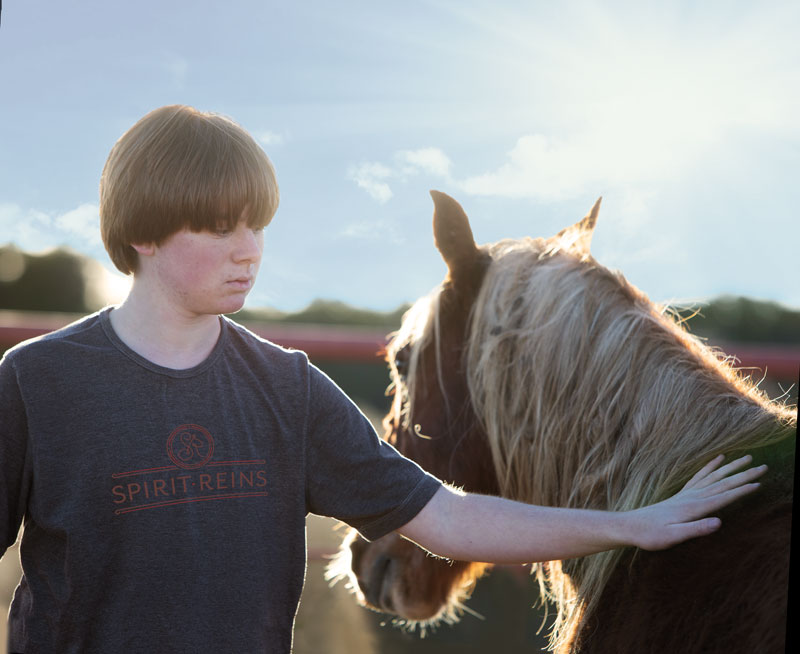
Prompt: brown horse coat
<box><xmin>333</xmin><ymin>191</ymin><xmax>795</xmax><ymax>653</ymax></box>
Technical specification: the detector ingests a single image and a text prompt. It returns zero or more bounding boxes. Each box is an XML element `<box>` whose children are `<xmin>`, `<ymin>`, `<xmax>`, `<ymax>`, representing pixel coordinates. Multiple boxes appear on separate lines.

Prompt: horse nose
<box><xmin>348</xmin><ymin>534</ymin><xmax>397</xmax><ymax>614</ymax></box>
<box><xmin>348</xmin><ymin>533</ymin><xmax>368</xmax><ymax>579</ymax></box>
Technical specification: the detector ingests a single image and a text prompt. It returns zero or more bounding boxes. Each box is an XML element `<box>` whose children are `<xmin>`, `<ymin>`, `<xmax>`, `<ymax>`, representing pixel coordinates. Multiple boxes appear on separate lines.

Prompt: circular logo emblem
<box><xmin>166</xmin><ymin>424</ymin><xmax>215</xmax><ymax>469</ymax></box>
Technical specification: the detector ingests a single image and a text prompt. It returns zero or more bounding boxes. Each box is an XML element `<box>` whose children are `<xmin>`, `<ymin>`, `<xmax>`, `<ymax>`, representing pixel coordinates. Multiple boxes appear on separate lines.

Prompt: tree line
<box><xmin>1</xmin><ymin>243</ymin><xmax>798</xmax><ymax>345</ymax></box>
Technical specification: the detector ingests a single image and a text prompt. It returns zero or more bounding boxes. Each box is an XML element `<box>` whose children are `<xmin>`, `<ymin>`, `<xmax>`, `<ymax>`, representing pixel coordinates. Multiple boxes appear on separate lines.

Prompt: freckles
<box><xmin>180</xmin><ymin>245</ymin><xmax>220</xmax><ymax>277</ymax></box>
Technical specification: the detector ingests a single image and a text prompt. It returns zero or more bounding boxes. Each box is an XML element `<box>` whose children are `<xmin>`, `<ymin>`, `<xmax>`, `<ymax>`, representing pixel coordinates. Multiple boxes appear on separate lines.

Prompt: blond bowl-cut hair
<box><xmin>99</xmin><ymin>105</ymin><xmax>280</xmax><ymax>274</ymax></box>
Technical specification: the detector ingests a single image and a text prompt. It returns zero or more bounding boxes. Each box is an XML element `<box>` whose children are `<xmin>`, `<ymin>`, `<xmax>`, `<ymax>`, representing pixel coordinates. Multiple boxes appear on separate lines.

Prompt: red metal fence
<box><xmin>1</xmin><ymin>310</ymin><xmax>799</xmax><ymax>379</ymax></box>
<box><xmin>0</xmin><ymin>311</ymin><xmax>389</xmax><ymax>362</ymax></box>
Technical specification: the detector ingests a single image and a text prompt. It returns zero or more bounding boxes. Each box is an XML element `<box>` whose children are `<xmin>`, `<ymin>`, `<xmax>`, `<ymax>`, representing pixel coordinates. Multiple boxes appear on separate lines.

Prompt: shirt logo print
<box><xmin>167</xmin><ymin>424</ymin><xmax>214</xmax><ymax>469</ymax></box>
<box><xmin>111</xmin><ymin>423</ymin><xmax>268</xmax><ymax>515</ymax></box>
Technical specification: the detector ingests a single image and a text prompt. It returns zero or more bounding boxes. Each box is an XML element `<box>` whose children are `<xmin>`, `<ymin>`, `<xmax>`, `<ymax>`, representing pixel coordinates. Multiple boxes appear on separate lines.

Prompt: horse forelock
<box><xmin>461</xmin><ymin>237</ymin><xmax>796</xmax><ymax>651</ymax></box>
<box><xmin>386</xmin><ymin>287</ymin><xmax>444</xmax><ymax>436</ymax></box>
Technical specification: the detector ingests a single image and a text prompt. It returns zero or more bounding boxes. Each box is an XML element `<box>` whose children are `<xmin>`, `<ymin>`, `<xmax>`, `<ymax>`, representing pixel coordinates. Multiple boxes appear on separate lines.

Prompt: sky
<box><xmin>1</xmin><ymin>0</ymin><xmax>798</xmax><ymax>312</ymax></box>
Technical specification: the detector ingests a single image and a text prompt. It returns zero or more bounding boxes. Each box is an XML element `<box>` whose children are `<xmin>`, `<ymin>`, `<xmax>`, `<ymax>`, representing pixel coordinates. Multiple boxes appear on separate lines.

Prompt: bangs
<box><xmin>177</xmin><ymin>120</ymin><xmax>280</xmax><ymax>234</ymax></box>
<box><xmin>114</xmin><ymin>108</ymin><xmax>280</xmax><ymax>244</ymax></box>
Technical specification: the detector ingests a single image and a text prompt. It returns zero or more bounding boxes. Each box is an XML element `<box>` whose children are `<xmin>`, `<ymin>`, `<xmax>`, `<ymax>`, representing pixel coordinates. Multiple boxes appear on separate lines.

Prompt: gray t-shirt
<box><xmin>0</xmin><ymin>309</ymin><xmax>441</xmax><ymax>653</ymax></box>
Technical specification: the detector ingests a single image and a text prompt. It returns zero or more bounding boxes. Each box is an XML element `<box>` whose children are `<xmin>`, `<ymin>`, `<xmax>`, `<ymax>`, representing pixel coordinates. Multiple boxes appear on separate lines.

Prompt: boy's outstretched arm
<box><xmin>397</xmin><ymin>455</ymin><xmax>766</xmax><ymax>564</ymax></box>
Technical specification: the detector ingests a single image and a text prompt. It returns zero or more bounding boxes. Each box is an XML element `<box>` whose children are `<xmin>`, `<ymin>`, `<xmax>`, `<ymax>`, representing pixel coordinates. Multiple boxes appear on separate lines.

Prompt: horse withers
<box><xmin>329</xmin><ymin>192</ymin><xmax>795</xmax><ymax>653</ymax></box>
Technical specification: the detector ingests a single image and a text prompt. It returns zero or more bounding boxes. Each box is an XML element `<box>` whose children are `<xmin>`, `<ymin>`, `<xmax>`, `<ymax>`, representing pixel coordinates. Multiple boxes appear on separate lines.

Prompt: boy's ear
<box><xmin>130</xmin><ymin>243</ymin><xmax>155</xmax><ymax>256</ymax></box>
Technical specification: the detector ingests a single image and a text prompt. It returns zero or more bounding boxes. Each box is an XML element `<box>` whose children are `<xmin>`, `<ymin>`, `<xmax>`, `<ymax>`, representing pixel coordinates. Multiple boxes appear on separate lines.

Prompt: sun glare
<box><xmin>84</xmin><ymin>264</ymin><xmax>132</xmax><ymax>308</ymax></box>
<box><xmin>482</xmin><ymin>4</ymin><xmax>795</xmax><ymax>190</ymax></box>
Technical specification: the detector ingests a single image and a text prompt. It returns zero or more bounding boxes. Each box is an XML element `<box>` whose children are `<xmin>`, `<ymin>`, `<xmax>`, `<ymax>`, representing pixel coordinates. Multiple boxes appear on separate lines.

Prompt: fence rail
<box><xmin>1</xmin><ymin>310</ymin><xmax>799</xmax><ymax>378</ymax></box>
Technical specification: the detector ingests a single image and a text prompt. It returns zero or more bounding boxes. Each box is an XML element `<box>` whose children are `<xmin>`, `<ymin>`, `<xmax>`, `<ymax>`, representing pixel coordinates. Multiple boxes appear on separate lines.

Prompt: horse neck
<box><xmin>467</xmin><ymin>290</ymin><xmax>795</xmax><ymax>654</ymax></box>
<box><xmin>589</xmin><ymin>340</ymin><xmax>793</xmax><ymax>512</ymax></box>
<box><xmin>468</xmin><ymin>276</ymin><xmax>794</xmax><ymax>512</ymax></box>
<box><xmin>463</xmin><ymin>244</ymin><xmax>796</xmax><ymax>654</ymax></box>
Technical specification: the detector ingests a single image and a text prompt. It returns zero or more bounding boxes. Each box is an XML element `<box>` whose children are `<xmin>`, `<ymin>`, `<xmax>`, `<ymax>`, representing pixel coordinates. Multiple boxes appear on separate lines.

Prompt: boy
<box><xmin>0</xmin><ymin>105</ymin><xmax>765</xmax><ymax>653</ymax></box>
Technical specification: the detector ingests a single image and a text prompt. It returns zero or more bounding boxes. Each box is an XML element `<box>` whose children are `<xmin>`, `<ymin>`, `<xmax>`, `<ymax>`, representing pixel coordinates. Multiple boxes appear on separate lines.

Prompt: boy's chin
<box><xmin>218</xmin><ymin>297</ymin><xmax>248</xmax><ymax>315</ymax></box>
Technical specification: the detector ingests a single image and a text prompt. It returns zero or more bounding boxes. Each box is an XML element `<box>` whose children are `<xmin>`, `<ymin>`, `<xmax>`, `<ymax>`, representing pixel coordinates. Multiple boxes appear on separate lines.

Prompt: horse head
<box><xmin>328</xmin><ymin>191</ymin><xmax>601</xmax><ymax>627</ymax></box>
<box><xmin>330</xmin><ymin>191</ymin><xmax>794</xmax><ymax>652</ymax></box>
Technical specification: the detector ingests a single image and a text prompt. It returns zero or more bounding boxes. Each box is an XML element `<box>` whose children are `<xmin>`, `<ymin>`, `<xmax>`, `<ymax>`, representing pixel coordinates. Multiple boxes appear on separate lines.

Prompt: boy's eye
<box><xmin>214</xmin><ymin>227</ymin><xmax>233</xmax><ymax>237</ymax></box>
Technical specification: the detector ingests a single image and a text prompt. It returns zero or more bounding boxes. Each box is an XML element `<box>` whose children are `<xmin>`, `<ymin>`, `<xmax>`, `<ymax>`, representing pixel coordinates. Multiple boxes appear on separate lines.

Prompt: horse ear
<box><xmin>555</xmin><ymin>197</ymin><xmax>601</xmax><ymax>256</ymax></box>
<box><xmin>430</xmin><ymin>190</ymin><xmax>482</xmax><ymax>279</ymax></box>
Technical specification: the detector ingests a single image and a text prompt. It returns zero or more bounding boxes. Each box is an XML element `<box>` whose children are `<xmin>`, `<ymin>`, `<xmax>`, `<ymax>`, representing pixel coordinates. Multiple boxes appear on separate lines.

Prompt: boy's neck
<box><xmin>109</xmin><ymin>288</ymin><xmax>222</xmax><ymax>370</ymax></box>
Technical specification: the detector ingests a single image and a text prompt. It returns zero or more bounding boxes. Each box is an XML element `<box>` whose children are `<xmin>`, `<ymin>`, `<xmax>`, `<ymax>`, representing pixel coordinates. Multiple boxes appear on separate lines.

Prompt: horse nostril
<box><xmin>365</xmin><ymin>553</ymin><xmax>395</xmax><ymax>613</ymax></box>
<box><xmin>345</xmin><ymin>534</ymin><xmax>401</xmax><ymax>614</ymax></box>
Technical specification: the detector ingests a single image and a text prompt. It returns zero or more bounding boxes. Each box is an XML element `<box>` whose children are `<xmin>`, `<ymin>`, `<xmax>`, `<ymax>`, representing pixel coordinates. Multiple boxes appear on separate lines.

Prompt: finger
<box><xmin>683</xmin><ymin>454</ymin><xmax>725</xmax><ymax>489</ymax></box>
<box><xmin>702</xmin><ymin>464</ymin><xmax>767</xmax><ymax>496</ymax></box>
<box><xmin>693</xmin><ymin>481</ymin><xmax>761</xmax><ymax>515</ymax></box>
<box><xmin>644</xmin><ymin>517</ymin><xmax>722</xmax><ymax>551</ymax></box>
<box><xmin>684</xmin><ymin>454</ymin><xmax>754</xmax><ymax>490</ymax></box>
<box><xmin>675</xmin><ymin>517</ymin><xmax>723</xmax><ymax>543</ymax></box>
<box><xmin>706</xmin><ymin>455</ymin><xmax>757</xmax><ymax>485</ymax></box>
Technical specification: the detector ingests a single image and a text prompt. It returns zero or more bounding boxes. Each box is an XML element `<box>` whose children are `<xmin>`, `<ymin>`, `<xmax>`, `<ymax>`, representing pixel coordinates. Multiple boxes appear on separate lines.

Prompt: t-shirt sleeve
<box><xmin>303</xmin><ymin>364</ymin><xmax>441</xmax><ymax>541</ymax></box>
<box><xmin>0</xmin><ymin>356</ymin><xmax>31</xmax><ymax>555</ymax></box>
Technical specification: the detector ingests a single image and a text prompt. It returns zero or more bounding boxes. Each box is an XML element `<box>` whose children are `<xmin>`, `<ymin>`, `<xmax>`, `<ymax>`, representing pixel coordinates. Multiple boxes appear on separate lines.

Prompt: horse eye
<box><xmin>393</xmin><ymin>344</ymin><xmax>411</xmax><ymax>378</ymax></box>
<box><xmin>395</xmin><ymin>358</ymin><xmax>409</xmax><ymax>379</ymax></box>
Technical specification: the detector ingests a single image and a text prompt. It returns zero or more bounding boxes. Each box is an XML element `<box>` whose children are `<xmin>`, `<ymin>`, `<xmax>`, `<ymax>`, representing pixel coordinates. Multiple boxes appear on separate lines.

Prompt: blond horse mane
<box><xmin>390</xmin><ymin>231</ymin><xmax>795</xmax><ymax>651</ymax></box>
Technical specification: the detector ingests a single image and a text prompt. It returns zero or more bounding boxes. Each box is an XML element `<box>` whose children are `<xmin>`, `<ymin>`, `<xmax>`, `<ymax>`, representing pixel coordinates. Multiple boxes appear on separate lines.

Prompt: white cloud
<box><xmin>458</xmin><ymin>134</ymin><xmax>599</xmax><ymax>201</ymax></box>
<box><xmin>348</xmin><ymin>148</ymin><xmax>452</xmax><ymax>202</ymax></box>
<box><xmin>0</xmin><ymin>202</ymin><xmax>103</xmax><ymax>253</ymax></box>
<box><xmin>348</xmin><ymin>3</ymin><xmax>798</xmax><ymax>211</ymax></box>
<box><xmin>340</xmin><ymin>219</ymin><xmax>403</xmax><ymax>244</ymax></box>
<box><xmin>452</xmin><ymin>2</ymin><xmax>799</xmax><ymax>203</ymax></box>
<box><xmin>0</xmin><ymin>203</ymin><xmax>54</xmax><ymax>251</ymax></box>
<box><xmin>255</xmin><ymin>130</ymin><xmax>287</xmax><ymax>146</ymax></box>
<box><xmin>396</xmin><ymin>148</ymin><xmax>452</xmax><ymax>178</ymax></box>
<box><xmin>347</xmin><ymin>162</ymin><xmax>394</xmax><ymax>203</ymax></box>
<box><xmin>54</xmin><ymin>203</ymin><xmax>102</xmax><ymax>246</ymax></box>
<box><xmin>350</xmin><ymin>137</ymin><xmax>608</xmax><ymax>203</ymax></box>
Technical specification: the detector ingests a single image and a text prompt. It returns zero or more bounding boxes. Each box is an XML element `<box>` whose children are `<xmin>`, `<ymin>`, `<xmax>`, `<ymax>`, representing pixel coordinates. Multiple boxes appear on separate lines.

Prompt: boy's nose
<box><xmin>233</xmin><ymin>226</ymin><xmax>264</xmax><ymax>263</ymax></box>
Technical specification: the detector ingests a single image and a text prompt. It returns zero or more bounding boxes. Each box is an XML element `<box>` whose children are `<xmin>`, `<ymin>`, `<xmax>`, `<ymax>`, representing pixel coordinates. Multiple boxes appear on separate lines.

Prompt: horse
<box><xmin>328</xmin><ymin>191</ymin><xmax>796</xmax><ymax>653</ymax></box>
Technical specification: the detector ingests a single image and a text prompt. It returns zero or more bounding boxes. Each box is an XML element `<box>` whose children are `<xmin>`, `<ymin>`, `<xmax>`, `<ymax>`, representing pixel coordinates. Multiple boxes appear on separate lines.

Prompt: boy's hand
<box><xmin>629</xmin><ymin>455</ymin><xmax>767</xmax><ymax>551</ymax></box>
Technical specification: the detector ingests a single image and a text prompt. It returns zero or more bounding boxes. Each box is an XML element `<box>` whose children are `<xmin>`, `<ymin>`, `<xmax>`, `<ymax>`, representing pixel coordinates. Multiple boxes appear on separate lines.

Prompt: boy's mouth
<box><xmin>227</xmin><ymin>277</ymin><xmax>253</xmax><ymax>290</ymax></box>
